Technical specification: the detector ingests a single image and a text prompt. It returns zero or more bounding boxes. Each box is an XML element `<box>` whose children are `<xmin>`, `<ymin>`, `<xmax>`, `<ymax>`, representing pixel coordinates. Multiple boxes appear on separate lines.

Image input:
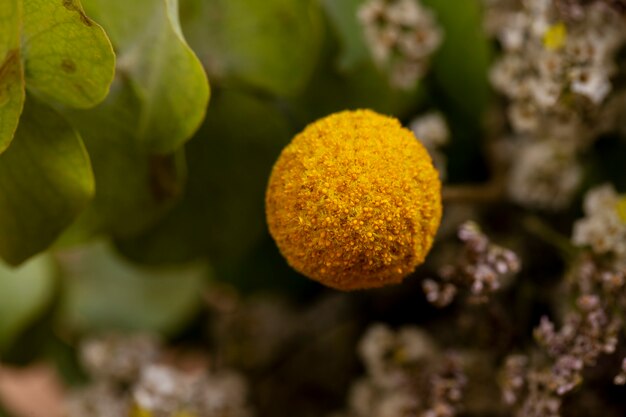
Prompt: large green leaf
<box><xmin>181</xmin><ymin>0</ymin><xmax>322</xmax><ymax>97</ymax></box>
<box><xmin>0</xmin><ymin>97</ymin><xmax>94</xmax><ymax>265</ymax></box>
<box><xmin>0</xmin><ymin>0</ymin><xmax>25</xmax><ymax>154</ymax></box>
<box><xmin>58</xmin><ymin>77</ymin><xmax>186</xmax><ymax>245</ymax></box>
<box><xmin>0</xmin><ymin>256</ymin><xmax>55</xmax><ymax>352</ymax></box>
<box><xmin>82</xmin><ymin>0</ymin><xmax>210</xmax><ymax>153</ymax></box>
<box><xmin>57</xmin><ymin>241</ymin><xmax>208</xmax><ymax>334</ymax></box>
<box><xmin>422</xmin><ymin>0</ymin><xmax>491</xmax><ymax>121</ymax></box>
<box><xmin>319</xmin><ymin>0</ymin><xmax>369</xmax><ymax>71</ymax></box>
<box><xmin>115</xmin><ymin>89</ymin><xmax>292</xmax><ymax>266</ymax></box>
<box><xmin>21</xmin><ymin>0</ymin><xmax>115</xmax><ymax>108</ymax></box>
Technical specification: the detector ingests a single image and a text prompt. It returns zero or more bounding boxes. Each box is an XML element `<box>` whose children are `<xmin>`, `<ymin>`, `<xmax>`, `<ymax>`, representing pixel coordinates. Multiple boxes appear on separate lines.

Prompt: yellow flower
<box><xmin>265</xmin><ymin>109</ymin><xmax>442</xmax><ymax>290</ymax></box>
<box><xmin>543</xmin><ymin>22</ymin><xmax>567</xmax><ymax>50</ymax></box>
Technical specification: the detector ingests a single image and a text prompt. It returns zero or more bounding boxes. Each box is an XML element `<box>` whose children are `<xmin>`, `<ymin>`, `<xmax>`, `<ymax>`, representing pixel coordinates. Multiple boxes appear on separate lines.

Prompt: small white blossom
<box><xmin>358</xmin><ymin>0</ymin><xmax>443</xmax><ymax>90</ymax></box>
<box><xmin>569</xmin><ymin>67</ymin><xmax>612</xmax><ymax>104</ymax></box>
<box><xmin>573</xmin><ymin>184</ymin><xmax>626</xmax><ymax>262</ymax></box>
<box><xmin>508</xmin><ymin>140</ymin><xmax>582</xmax><ymax>210</ymax></box>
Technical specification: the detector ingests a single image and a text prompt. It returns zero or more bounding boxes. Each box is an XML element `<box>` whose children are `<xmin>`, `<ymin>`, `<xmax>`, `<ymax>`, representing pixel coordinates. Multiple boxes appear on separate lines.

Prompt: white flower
<box><xmin>508</xmin><ymin>102</ymin><xmax>540</xmax><ymax>133</ymax></box>
<box><xmin>374</xmin><ymin>392</ymin><xmax>419</xmax><ymax>417</ymax></box>
<box><xmin>508</xmin><ymin>140</ymin><xmax>582</xmax><ymax>210</ymax></box>
<box><xmin>569</xmin><ymin>67</ymin><xmax>612</xmax><ymax>104</ymax></box>
<box><xmin>572</xmin><ymin>184</ymin><xmax>626</xmax><ymax>261</ymax></box>
<box><xmin>358</xmin><ymin>0</ymin><xmax>443</xmax><ymax>90</ymax></box>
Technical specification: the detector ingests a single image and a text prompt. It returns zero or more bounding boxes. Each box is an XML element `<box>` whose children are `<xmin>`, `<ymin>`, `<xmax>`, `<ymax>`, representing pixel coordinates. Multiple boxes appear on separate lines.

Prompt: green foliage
<box><xmin>0</xmin><ymin>255</ymin><xmax>55</xmax><ymax>352</ymax></box>
<box><xmin>22</xmin><ymin>0</ymin><xmax>115</xmax><ymax>108</ymax></box>
<box><xmin>0</xmin><ymin>0</ymin><xmax>497</xmax><ymax>350</ymax></box>
<box><xmin>0</xmin><ymin>1</ymin><xmax>25</xmax><ymax>154</ymax></box>
<box><xmin>0</xmin><ymin>0</ymin><xmax>114</xmax><ymax>153</ymax></box>
<box><xmin>59</xmin><ymin>78</ymin><xmax>186</xmax><ymax>244</ymax></box>
<box><xmin>0</xmin><ymin>0</ymin><xmax>114</xmax><ymax>264</ymax></box>
<box><xmin>116</xmin><ymin>89</ymin><xmax>292</xmax><ymax>266</ymax></box>
<box><xmin>57</xmin><ymin>242</ymin><xmax>208</xmax><ymax>334</ymax></box>
<box><xmin>319</xmin><ymin>0</ymin><xmax>369</xmax><ymax>71</ymax></box>
<box><xmin>0</xmin><ymin>98</ymin><xmax>94</xmax><ymax>265</ymax></box>
<box><xmin>82</xmin><ymin>0</ymin><xmax>210</xmax><ymax>153</ymax></box>
<box><xmin>0</xmin><ymin>0</ymin><xmax>210</xmax><ymax>267</ymax></box>
<box><xmin>422</xmin><ymin>0</ymin><xmax>491</xmax><ymax>121</ymax></box>
<box><xmin>182</xmin><ymin>0</ymin><xmax>323</xmax><ymax>96</ymax></box>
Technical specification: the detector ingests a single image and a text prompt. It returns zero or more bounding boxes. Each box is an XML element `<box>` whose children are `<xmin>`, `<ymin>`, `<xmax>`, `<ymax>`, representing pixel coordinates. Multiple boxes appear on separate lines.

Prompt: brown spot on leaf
<box><xmin>62</xmin><ymin>0</ymin><xmax>93</xmax><ymax>26</ymax></box>
<box><xmin>0</xmin><ymin>50</ymin><xmax>21</xmax><ymax>105</ymax></box>
<box><xmin>0</xmin><ymin>50</ymin><xmax>19</xmax><ymax>82</ymax></box>
<box><xmin>60</xmin><ymin>58</ymin><xmax>76</xmax><ymax>73</ymax></box>
<box><xmin>149</xmin><ymin>155</ymin><xmax>182</xmax><ymax>203</ymax></box>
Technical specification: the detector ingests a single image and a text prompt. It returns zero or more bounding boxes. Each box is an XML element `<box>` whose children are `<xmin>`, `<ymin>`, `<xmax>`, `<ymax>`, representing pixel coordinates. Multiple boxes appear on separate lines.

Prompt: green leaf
<box><xmin>0</xmin><ymin>0</ymin><xmax>25</xmax><ymax>154</ymax></box>
<box><xmin>0</xmin><ymin>255</ymin><xmax>55</xmax><ymax>352</ymax></box>
<box><xmin>82</xmin><ymin>0</ymin><xmax>210</xmax><ymax>153</ymax></box>
<box><xmin>422</xmin><ymin>0</ymin><xmax>491</xmax><ymax>120</ymax></box>
<box><xmin>57</xmin><ymin>241</ymin><xmax>208</xmax><ymax>334</ymax></box>
<box><xmin>0</xmin><ymin>97</ymin><xmax>95</xmax><ymax>265</ymax></box>
<box><xmin>182</xmin><ymin>0</ymin><xmax>322</xmax><ymax>96</ymax></box>
<box><xmin>21</xmin><ymin>0</ymin><xmax>115</xmax><ymax>108</ymax></box>
<box><xmin>319</xmin><ymin>0</ymin><xmax>369</xmax><ymax>71</ymax></box>
<box><xmin>57</xmin><ymin>77</ymin><xmax>186</xmax><ymax>245</ymax></box>
<box><xmin>115</xmin><ymin>89</ymin><xmax>291</xmax><ymax>266</ymax></box>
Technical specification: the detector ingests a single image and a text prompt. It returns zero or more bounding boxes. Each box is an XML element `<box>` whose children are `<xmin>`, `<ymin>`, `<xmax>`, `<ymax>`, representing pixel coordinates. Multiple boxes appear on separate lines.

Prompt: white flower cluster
<box><xmin>486</xmin><ymin>0</ymin><xmax>626</xmax><ymax>209</ymax></box>
<box><xmin>133</xmin><ymin>365</ymin><xmax>252</xmax><ymax>417</ymax></box>
<box><xmin>358</xmin><ymin>0</ymin><xmax>443</xmax><ymax>89</ymax></box>
<box><xmin>349</xmin><ymin>324</ymin><xmax>436</xmax><ymax>417</ymax></box>
<box><xmin>410</xmin><ymin>112</ymin><xmax>450</xmax><ymax>180</ymax></box>
<box><xmin>66</xmin><ymin>333</ymin><xmax>254</xmax><ymax>417</ymax></box>
<box><xmin>333</xmin><ymin>324</ymin><xmax>465</xmax><ymax>417</ymax></box>
<box><xmin>508</xmin><ymin>139</ymin><xmax>582</xmax><ymax>209</ymax></box>
<box><xmin>488</xmin><ymin>0</ymin><xmax>626</xmax><ymax>129</ymax></box>
<box><xmin>572</xmin><ymin>184</ymin><xmax>626</xmax><ymax>264</ymax></box>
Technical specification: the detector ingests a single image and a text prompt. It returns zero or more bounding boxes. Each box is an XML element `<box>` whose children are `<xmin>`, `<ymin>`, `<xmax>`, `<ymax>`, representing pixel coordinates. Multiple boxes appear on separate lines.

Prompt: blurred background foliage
<box><xmin>0</xmin><ymin>0</ymin><xmax>494</xmax><ymax>392</ymax></box>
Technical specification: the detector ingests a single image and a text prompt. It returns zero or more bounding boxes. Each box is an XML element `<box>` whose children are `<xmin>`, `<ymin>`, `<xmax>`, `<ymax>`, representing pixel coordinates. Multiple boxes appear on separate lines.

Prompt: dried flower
<box><xmin>358</xmin><ymin>0</ymin><xmax>443</xmax><ymax>89</ymax></box>
<box><xmin>338</xmin><ymin>324</ymin><xmax>466</xmax><ymax>417</ymax></box>
<box><xmin>507</xmin><ymin>140</ymin><xmax>582</xmax><ymax>210</ymax></box>
<box><xmin>266</xmin><ymin>110</ymin><xmax>442</xmax><ymax>290</ymax></box>
<box><xmin>67</xmin><ymin>334</ymin><xmax>254</xmax><ymax>417</ymax></box>
<box><xmin>499</xmin><ymin>252</ymin><xmax>626</xmax><ymax>417</ymax></box>
<box><xmin>572</xmin><ymin>184</ymin><xmax>626</xmax><ymax>263</ymax></box>
<box><xmin>486</xmin><ymin>0</ymin><xmax>626</xmax><ymax>210</ymax></box>
<box><xmin>424</xmin><ymin>221</ymin><xmax>520</xmax><ymax>306</ymax></box>
<box><xmin>80</xmin><ymin>333</ymin><xmax>161</xmax><ymax>383</ymax></box>
<box><xmin>66</xmin><ymin>383</ymin><xmax>129</xmax><ymax>417</ymax></box>
<box><xmin>131</xmin><ymin>366</ymin><xmax>252</xmax><ymax>417</ymax></box>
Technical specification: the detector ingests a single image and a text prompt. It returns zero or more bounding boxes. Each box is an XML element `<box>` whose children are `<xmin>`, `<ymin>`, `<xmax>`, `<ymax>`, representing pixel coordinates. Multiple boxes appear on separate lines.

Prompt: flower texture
<box><xmin>265</xmin><ymin>110</ymin><xmax>442</xmax><ymax>290</ymax></box>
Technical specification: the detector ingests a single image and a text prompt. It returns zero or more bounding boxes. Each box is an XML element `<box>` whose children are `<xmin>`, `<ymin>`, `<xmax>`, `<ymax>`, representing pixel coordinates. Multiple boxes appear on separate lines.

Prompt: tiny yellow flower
<box><xmin>265</xmin><ymin>110</ymin><xmax>442</xmax><ymax>290</ymax></box>
<box><xmin>543</xmin><ymin>22</ymin><xmax>567</xmax><ymax>50</ymax></box>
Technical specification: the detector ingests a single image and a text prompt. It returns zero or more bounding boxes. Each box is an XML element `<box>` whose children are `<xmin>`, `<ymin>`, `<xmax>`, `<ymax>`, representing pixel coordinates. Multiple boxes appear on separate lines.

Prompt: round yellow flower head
<box><xmin>265</xmin><ymin>109</ymin><xmax>442</xmax><ymax>290</ymax></box>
